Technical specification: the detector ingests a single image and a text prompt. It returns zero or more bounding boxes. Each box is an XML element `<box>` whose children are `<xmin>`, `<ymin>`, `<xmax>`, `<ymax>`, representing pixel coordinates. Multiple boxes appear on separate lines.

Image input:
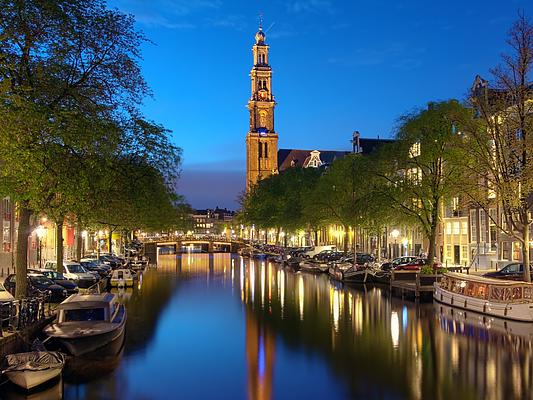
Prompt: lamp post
<box><xmin>35</xmin><ymin>225</ymin><xmax>47</xmax><ymax>268</ymax></box>
<box><xmin>402</xmin><ymin>237</ymin><xmax>409</xmax><ymax>256</ymax></box>
<box><xmin>390</xmin><ymin>229</ymin><xmax>400</xmax><ymax>258</ymax></box>
<box><xmin>81</xmin><ymin>230</ymin><xmax>88</xmax><ymax>258</ymax></box>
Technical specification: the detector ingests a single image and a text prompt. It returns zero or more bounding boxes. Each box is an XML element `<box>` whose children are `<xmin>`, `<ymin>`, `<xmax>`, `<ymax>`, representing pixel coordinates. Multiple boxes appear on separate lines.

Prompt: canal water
<box><xmin>4</xmin><ymin>253</ymin><xmax>532</xmax><ymax>399</ymax></box>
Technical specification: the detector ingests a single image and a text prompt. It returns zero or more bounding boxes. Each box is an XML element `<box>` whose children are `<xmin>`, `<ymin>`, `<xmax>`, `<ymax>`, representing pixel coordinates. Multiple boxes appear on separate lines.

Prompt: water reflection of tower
<box><xmin>246</xmin><ymin>312</ymin><xmax>275</xmax><ymax>400</ymax></box>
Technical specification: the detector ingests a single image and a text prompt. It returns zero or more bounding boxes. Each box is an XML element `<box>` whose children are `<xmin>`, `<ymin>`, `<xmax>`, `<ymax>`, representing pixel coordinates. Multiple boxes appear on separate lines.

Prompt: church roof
<box><xmin>278</xmin><ymin>138</ymin><xmax>394</xmax><ymax>171</ymax></box>
<box><xmin>278</xmin><ymin>149</ymin><xmax>350</xmax><ymax>171</ymax></box>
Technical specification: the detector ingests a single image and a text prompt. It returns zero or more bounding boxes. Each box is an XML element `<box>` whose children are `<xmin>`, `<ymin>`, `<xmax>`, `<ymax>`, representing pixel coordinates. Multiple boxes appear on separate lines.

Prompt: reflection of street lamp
<box><xmin>35</xmin><ymin>225</ymin><xmax>47</xmax><ymax>268</ymax></box>
<box><xmin>390</xmin><ymin>229</ymin><xmax>400</xmax><ymax>258</ymax></box>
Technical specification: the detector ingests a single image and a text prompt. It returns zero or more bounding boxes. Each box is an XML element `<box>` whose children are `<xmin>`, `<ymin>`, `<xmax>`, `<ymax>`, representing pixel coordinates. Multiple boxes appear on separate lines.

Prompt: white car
<box><xmin>304</xmin><ymin>245</ymin><xmax>337</xmax><ymax>259</ymax></box>
<box><xmin>0</xmin><ymin>282</ymin><xmax>15</xmax><ymax>302</ymax></box>
<box><xmin>43</xmin><ymin>261</ymin><xmax>97</xmax><ymax>289</ymax></box>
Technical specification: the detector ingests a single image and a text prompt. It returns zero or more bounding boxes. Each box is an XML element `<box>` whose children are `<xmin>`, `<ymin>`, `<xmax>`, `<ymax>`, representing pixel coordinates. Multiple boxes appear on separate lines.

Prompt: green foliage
<box><xmin>420</xmin><ymin>265</ymin><xmax>434</xmax><ymax>275</ymax></box>
<box><xmin>239</xmin><ymin>167</ymin><xmax>321</xmax><ymax>237</ymax></box>
<box><xmin>372</xmin><ymin>100</ymin><xmax>472</xmax><ymax>264</ymax></box>
<box><xmin>0</xmin><ymin>0</ymin><xmax>186</xmax><ymax>288</ymax></box>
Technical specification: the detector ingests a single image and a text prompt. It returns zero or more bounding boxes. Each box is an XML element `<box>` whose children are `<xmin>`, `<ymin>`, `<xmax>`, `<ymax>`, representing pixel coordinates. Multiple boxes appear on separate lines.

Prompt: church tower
<box><xmin>246</xmin><ymin>23</ymin><xmax>278</xmax><ymax>192</ymax></box>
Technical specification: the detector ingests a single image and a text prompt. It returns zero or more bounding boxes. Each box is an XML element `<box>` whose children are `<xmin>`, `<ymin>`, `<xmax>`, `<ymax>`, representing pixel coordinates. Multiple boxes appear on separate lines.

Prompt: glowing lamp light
<box><xmin>402</xmin><ymin>238</ymin><xmax>409</xmax><ymax>247</ymax></box>
<box><xmin>35</xmin><ymin>225</ymin><xmax>47</xmax><ymax>239</ymax></box>
<box><xmin>391</xmin><ymin>229</ymin><xmax>400</xmax><ymax>239</ymax></box>
<box><xmin>81</xmin><ymin>230</ymin><xmax>88</xmax><ymax>239</ymax></box>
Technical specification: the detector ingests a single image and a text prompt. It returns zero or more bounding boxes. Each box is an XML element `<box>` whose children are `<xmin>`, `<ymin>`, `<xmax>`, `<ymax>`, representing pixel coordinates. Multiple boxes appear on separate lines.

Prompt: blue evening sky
<box><xmin>108</xmin><ymin>0</ymin><xmax>532</xmax><ymax>209</ymax></box>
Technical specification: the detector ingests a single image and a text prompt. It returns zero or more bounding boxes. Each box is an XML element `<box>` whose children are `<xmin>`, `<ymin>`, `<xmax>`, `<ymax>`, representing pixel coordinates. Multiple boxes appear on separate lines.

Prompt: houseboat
<box><xmin>434</xmin><ymin>272</ymin><xmax>533</xmax><ymax>322</ymax></box>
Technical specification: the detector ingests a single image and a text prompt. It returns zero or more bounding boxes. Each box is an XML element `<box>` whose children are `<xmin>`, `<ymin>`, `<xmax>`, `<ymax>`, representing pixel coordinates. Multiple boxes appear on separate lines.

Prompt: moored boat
<box><xmin>299</xmin><ymin>260</ymin><xmax>328</xmax><ymax>273</ymax></box>
<box><xmin>44</xmin><ymin>293</ymin><xmax>126</xmax><ymax>356</ymax></box>
<box><xmin>110</xmin><ymin>269</ymin><xmax>134</xmax><ymax>288</ymax></box>
<box><xmin>434</xmin><ymin>272</ymin><xmax>533</xmax><ymax>322</ymax></box>
<box><xmin>3</xmin><ymin>351</ymin><xmax>65</xmax><ymax>390</ymax></box>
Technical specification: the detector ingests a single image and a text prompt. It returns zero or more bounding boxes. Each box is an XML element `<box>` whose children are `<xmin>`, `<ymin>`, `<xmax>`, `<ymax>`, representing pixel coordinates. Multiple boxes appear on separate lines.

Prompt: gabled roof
<box><xmin>278</xmin><ymin>138</ymin><xmax>394</xmax><ymax>171</ymax></box>
<box><xmin>278</xmin><ymin>149</ymin><xmax>350</xmax><ymax>171</ymax></box>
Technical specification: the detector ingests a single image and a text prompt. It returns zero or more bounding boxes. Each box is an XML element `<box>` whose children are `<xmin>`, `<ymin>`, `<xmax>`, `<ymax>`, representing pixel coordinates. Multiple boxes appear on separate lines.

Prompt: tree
<box><xmin>461</xmin><ymin>14</ymin><xmax>533</xmax><ymax>280</ymax></box>
<box><xmin>373</xmin><ymin>100</ymin><xmax>471</xmax><ymax>267</ymax></box>
<box><xmin>306</xmin><ymin>154</ymin><xmax>378</xmax><ymax>253</ymax></box>
<box><xmin>0</xmin><ymin>0</ymin><xmax>180</xmax><ymax>296</ymax></box>
<box><xmin>239</xmin><ymin>168</ymin><xmax>321</xmax><ymax>244</ymax></box>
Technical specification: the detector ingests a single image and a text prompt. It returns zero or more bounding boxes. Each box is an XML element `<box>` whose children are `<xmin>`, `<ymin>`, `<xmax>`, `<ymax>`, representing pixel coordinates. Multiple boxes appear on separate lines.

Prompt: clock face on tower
<box><xmin>258</xmin><ymin>90</ymin><xmax>267</xmax><ymax>100</ymax></box>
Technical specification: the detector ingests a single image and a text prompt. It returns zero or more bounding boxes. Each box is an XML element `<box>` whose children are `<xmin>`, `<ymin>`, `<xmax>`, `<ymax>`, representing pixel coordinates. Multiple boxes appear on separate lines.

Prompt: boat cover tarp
<box><xmin>3</xmin><ymin>351</ymin><xmax>64</xmax><ymax>372</ymax></box>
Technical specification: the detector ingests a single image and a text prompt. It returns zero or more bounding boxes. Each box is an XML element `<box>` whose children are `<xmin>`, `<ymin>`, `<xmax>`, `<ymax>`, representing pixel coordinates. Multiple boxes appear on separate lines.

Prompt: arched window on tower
<box><xmin>264</xmin><ymin>142</ymin><xmax>268</xmax><ymax>158</ymax></box>
<box><xmin>258</xmin><ymin>141</ymin><xmax>262</xmax><ymax>158</ymax></box>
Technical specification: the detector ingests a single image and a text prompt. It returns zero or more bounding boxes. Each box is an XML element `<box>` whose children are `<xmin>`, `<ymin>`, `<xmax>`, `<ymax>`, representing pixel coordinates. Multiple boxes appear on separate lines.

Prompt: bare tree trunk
<box><xmin>56</xmin><ymin>220</ymin><xmax>64</xmax><ymax>273</ymax></box>
<box><xmin>523</xmin><ymin>225</ymin><xmax>531</xmax><ymax>282</ymax></box>
<box><xmin>376</xmin><ymin>230</ymin><xmax>382</xmax><ymax>262</ymax></box>
<box><xmin>75</xmin><ymin>225</ymin><xmax>82</xmax><ymax>261</ymax></box>
<box><xmin>108</xmin><ymin>227</ymin><xmax>113</xmax><ymax>254</ymax></box>
<box><xmin>15</xmin><ymin>205</ymin><xmax>32</xmax><ymax>299</ymax></box>
<box><xmin>343</xmin><ymin>226</ymin><xmax>349</xmax><ymax>253</ymax></box>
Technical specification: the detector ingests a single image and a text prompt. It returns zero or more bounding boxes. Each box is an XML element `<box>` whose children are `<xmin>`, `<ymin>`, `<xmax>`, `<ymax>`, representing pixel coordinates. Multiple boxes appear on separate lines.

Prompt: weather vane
<box><xmin>258</xmin><ymin>12</ymin><xmax>263</xmax><ymax>29</ymax></box>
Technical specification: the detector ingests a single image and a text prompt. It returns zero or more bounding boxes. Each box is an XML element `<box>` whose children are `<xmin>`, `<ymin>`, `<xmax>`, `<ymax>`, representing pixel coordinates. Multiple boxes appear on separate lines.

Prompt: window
<box><xmin>489</xmin><ymin>208</ymin><xmax>497</xmax><ymax>251</ymax></box>
<box><xmin>65</xmin><ymin>308</ymin><xmax>105</xmax><ymax>322</ymax></box>
<box><xmin>446</xmin><ymin>245</ymin><xmax>452</xmax><ymax>258</ymax></box>
<box><xmin>453</xmin><ymin>222</ymin><xmax>460</xmax><ymax>235</ymax></box>
<box><xmin>461</xmin><ymin>221</ymin><xmax>468</xmax><ymax>234</ymax></box>
<box><xmin>469</xmin><ymin>209</ymin><xmax>477</xmax><ymax>243</ymax></box>
<box><xmin>264</xmin><ymin>142</ymin><xmax>268</xmax><ymax>158</ymax></box>
<box><xmin>409</xmin><ymin>142</ymin><xmax>421</xmax><ymax>158</ymax></box>
<box><xmin>258</xmin><ymin>142</ymin><xmax>262</xmax><ymax>158</ymax></box>
<box><xmin>479</xmin><ymin>209</ymin><xmax>486</xmax><ymax>243</ymax></box>
<box><xmin>461</xmin><ymin>245</ymin><xmax>468</xmax><ymax>261</ymax></box>
<box><xmin>446</xmin><ymin>223</ymin><xmax>452</xmax><ymax>235</ymax></box>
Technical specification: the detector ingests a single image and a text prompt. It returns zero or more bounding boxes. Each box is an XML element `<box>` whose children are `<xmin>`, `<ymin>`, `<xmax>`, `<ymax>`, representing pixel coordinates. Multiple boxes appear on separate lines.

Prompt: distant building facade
<box><xmin>192</xmin><ymin>208</ymin><xmax>235</xmax><ymax>235</ymax></box>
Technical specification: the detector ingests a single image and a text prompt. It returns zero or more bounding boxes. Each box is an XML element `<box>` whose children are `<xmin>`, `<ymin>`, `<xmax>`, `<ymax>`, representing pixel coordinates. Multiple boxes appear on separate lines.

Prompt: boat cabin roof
<box><xmin>57</xmin><ymin>293</ymin><xmax>116</xmax><ymax>310</ymax></box>
<box><xmin>444</xmin><ymin>272</ymin><xmax>530</xmax><ymax>286</ymax></box>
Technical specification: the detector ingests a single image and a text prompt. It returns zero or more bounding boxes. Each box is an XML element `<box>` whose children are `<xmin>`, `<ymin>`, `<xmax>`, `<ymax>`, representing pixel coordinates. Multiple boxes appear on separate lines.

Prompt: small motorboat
<box><xmin>3</xmin><ymin>351</ymin><xmax>65</xmax><ymax>390</ymax></box>
<box><xmin>110</xmin><ymin>269</ymin><xmax>134</xmax><ymax>288</ymax></box>
<box><xmin>44</xmin><ymin>293</ymin><xmax>127</xmax><ymax>356</ymax></box>
<box><xmin>300</xmin><ymin>260</ymin><xmax>328</xmax><ymax>273</ymax></box>
<box><xmin>284</xmin><ymin>257</ymin><xmax>302</xmax><ymax>271</ymax></box>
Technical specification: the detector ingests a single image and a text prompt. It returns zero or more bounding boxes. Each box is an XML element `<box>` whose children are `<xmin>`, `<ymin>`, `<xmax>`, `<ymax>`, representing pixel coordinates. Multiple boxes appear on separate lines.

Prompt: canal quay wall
<box><xmin>0</xmin><ymin>315</ymin><xmax>55</xmax><ymax>357</ymax></box>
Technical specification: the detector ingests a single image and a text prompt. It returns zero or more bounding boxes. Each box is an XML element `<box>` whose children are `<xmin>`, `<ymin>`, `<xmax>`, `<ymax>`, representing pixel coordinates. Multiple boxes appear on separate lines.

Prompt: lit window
<box><xmin>409</xmin><ymin>142</ymin><xmax>421</xmax><ymax>158</ymax></box>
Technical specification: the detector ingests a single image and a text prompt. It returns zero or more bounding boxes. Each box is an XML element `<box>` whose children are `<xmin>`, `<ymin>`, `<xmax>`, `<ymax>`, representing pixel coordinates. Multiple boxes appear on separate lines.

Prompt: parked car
<box><xmin>29</xmin><ymin>269</ymin><xmax>79</xmax><ymax>295</ymax></box>
<box><xmin>4</xmin><ymin>274</ymin><xmax>68</xmax><ymax>302</ymax></box>
<box><xmin>43</xmin><ymin>261</ymin><xmax>97</xmax><ymax>288</ymax></box>
<box><xmin>483</xmin><ymin>263</ymin><xmax>532</xmax><ymax>281</ymax></box>
<box><xmin>79</xmin><ymin>260</ymin><xmax>110</xmax><ymax>278</ymax></box>
<box><xmin>304</xmin><ymin>246</ymin><xmax>336</xmax><ymax>259</ymax></box>
<box><xmin>0</xmin><ymin>282</ymin><xmax>15</xmax><ymax>302</ymax></box>
<box><xmin>380</xmin><ymin>256</ymin><xmax>419</xmax><ymax>271</ymax></box>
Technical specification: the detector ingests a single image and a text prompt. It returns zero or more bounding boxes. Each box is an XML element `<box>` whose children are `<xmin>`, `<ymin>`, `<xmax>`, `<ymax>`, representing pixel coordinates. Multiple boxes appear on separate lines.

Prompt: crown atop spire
<box><xmin>255</xmin><ymin>14</ymin><xmax>266</xmax><ymax>44</ymax></box>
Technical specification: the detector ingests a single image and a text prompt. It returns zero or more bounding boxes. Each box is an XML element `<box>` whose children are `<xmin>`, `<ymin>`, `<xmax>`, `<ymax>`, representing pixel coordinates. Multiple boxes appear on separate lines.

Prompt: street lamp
<box><xmin>81</xmin><ymin>230</ymin><xmax>88</xmax><ymax>257</ymax></box>
<box><xmin>35</xmin><ymin>225</ymin><xmax>47</xmax><ymax>268</ymax></box>
<box><xmin>402</xmin><ymin>237</ymin><xmax>409</xmax><ymax>256</ymax></box>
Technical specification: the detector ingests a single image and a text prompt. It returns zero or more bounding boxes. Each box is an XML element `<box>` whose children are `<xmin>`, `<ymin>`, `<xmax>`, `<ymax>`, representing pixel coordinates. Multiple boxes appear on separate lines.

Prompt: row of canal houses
<box><xmin>255</xmin><ymin>77</ymin><xmax>531</xmax><ymax>270</ymax></box>
<box><xmin>0</xmin><ymin>198</ymin><xmax>118</xmax><ymax>276</ymax></box>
